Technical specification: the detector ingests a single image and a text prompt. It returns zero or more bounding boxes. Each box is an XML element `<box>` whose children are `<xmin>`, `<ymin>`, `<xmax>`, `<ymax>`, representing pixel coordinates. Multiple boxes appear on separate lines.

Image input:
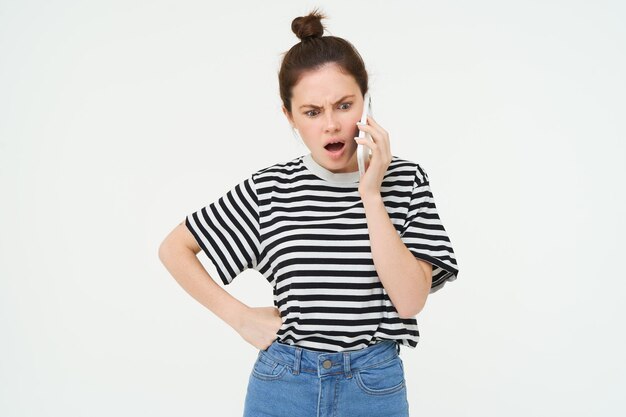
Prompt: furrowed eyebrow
<box><xmin>299</xmin><ymin>95</ymin><xmax>356</xmax><ymax>110</ymax></box>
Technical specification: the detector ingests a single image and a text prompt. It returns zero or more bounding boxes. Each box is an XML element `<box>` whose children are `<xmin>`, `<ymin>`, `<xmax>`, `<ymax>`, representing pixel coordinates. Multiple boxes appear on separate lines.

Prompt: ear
<box><xmin>282</xmin><ymin>105</ymin><xmax>295</xmax><ymax>128</ymax></box>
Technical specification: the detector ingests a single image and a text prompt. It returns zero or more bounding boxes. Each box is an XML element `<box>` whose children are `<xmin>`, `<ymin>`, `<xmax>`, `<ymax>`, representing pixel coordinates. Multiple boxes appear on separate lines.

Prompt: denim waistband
<box><xmin>261</xmin><ymin>339</ymin><xmax>401</xmax><ymax>378</ymax></box>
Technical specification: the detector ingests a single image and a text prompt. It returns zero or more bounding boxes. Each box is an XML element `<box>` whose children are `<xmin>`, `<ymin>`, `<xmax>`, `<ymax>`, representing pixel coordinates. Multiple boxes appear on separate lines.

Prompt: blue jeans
<box><xmin>243</xmin><ymin>339</ymin><xmax>410</xmax><ymax>417</ymax></box>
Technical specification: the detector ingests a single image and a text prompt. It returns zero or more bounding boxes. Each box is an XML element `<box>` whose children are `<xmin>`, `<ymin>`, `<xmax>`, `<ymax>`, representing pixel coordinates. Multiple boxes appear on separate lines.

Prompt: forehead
<box><xmin>292</xmin><ymin>63</ymin><xmax>360</xmax><ymax>103</ymax></box>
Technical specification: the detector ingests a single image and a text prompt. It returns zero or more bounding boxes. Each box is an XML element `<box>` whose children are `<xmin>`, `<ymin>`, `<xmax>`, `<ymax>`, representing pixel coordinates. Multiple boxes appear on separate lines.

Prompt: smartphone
<box><xmin>357</xmin><ymin>92</ymin><xmax>373</xmax><ymax>177</ymax></box>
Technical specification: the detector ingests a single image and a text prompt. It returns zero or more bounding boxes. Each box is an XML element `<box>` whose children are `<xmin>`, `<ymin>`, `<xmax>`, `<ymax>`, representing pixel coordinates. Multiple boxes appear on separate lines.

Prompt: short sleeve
<box><xmin>400</xmin><ymin>165</ymin><xmax>460</xmax><ymax>294</ymax></box>
<box><xmin>185</xmin><ymin>175</ymin><xmax>261</xmax><ymax>286</ymax></box>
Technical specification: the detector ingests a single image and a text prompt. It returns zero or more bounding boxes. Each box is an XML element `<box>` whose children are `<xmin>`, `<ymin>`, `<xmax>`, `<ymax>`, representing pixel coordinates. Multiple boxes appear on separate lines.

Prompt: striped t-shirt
<box><xmin>185</xmin><ymin>152</ymin><xmax>460</xmax><ymax>353</ymax></box>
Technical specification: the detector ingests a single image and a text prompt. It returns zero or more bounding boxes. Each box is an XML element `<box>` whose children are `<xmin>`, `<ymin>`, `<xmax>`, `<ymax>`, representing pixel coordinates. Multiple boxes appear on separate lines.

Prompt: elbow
<box><xmin>396</xmin><ymin>260</ymin><xmax>432</xmax><ymax>319</ymax></box>
<box><xmin>397</xmin><ymin>298</ymin><xmax>427</xmax><ymax>319</ymax></box>
<box><xmin>158</xmin><ymin>242</ymin><xmax>166</xmax><ymax>263</ymax></box>
<box><xmin>397</xmin><ymin>308</ymin><xmax>418</xmax><ymax>320</ymax></box>
<box><xmin>158</xmin><ymin>239</ymin><xmax>171</xmax><ymax>262</ymax></box>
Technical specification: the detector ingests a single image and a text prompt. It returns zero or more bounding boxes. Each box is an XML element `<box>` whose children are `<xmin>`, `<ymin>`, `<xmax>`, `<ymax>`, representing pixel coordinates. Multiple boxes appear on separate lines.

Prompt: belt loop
<box><xmin>343</xmin><ymin>352</ymin><xmax>352</xmax><ymax>378</ymax></box>
<box><xmin>293</xmin><ymin>347</ymin><xmax>302</xmax><ymax>375</ymax></box>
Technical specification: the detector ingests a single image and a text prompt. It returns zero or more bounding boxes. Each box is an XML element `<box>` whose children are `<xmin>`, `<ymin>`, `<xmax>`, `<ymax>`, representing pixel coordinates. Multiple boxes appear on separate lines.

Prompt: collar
<box><xmin>301</xmin><ymin>153</ymin><xmax>360</xmax><ymax>185</ymax></box>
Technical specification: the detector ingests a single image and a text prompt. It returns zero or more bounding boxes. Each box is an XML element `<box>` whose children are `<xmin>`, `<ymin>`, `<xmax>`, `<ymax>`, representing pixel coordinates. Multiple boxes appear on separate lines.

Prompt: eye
<box><xmin>304</xmin><ymin>110</ymin><xmax>319</xmax><ymax>117</ymax></box>
<box><xmin>304</xmin><ymin>102</ymin><xmax>352</xmax><ymax>118</ymax></box>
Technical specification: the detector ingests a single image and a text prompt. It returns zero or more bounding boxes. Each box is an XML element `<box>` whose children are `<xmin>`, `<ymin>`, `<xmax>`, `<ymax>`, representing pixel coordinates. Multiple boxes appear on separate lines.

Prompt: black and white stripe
<box><xmin>186</xmin><ymin>153</ymin><xmax>459</xmax><ymax>353</ymax></box>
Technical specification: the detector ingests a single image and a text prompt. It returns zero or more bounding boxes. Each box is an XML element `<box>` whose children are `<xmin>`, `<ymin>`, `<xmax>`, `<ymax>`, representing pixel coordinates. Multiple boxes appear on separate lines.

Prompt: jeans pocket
<box><xmin>355</xmin><ymin>357</ymin><xmax>406</xmax><ymax>396</ymax></box>
<box><xmin>251</xmin><ymin>351</ymin><xmax>289</xmax><ymax>381</ymax></box>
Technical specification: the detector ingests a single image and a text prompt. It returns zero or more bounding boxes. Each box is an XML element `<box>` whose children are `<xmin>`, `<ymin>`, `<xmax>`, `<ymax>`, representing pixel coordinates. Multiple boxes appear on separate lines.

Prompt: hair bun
<box><xmin>291</xmin><ymin>8</ymin><xmax>326</xmax><ymax>41</ymax></box>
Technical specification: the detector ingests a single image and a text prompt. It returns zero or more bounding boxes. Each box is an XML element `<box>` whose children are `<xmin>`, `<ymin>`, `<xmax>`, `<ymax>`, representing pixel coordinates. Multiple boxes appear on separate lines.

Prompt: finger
<box><xmin>356</xmin><ymin>123</ymin><xmax>381</xmax><ymax>143</ymax></box>
<box><xmin>354</xmin><ymin>134</ymin><xmax>382</xmax><ymax>160</ymax></box>
<box><xmin>357</xmin><ymin>121</ymin><xmax>385</xmax><ymax>144</ymax></box>
<box><xmin>354</xmin><ymin>137</ymin><xmax>376</xmax><ymax>150</ymax></box>
<box><xmin>366</xmin><ymin>115</ymin><xmax>386</xmax><ymax>134</ymax></box>
<box><xmin>363</xmin><ymin>116</ymin><xmax>391</xmax><ymax>158</ymax></box>
<box><xmin>365</xmin><ymin>116</ymin><xmax>389</xmax><ymax>145</ymax></box>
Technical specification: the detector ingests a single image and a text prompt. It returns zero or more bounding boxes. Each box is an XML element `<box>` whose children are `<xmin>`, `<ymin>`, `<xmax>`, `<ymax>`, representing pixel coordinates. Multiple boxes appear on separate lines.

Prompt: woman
<box><xmin>159</xmin><ymin>8</ymin><xmax>460</xmax><ymax>417</ymax></box>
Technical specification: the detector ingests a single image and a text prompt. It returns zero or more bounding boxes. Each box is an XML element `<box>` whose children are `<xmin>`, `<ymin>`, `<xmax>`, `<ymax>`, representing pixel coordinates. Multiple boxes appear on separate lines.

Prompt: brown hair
<box><xmin>278</xmin><ymin>7</ymin><xmax>369</xmax><ymax>115</ymax></box>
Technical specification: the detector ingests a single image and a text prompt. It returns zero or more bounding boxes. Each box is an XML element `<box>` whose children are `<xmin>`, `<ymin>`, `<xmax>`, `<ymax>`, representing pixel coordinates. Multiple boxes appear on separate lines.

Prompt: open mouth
<box><xmin>324</xmin><ymin>142</ymin><xmax>345</xmax><ymax>152</ymax></box>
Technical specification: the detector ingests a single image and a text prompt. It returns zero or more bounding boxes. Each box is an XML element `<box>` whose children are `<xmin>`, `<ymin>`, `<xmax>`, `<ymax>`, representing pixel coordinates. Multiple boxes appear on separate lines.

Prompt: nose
<box><xmin>323</xmin><ymin>110</ymin><xmax>340</xmax><ymax>133</ymax></box>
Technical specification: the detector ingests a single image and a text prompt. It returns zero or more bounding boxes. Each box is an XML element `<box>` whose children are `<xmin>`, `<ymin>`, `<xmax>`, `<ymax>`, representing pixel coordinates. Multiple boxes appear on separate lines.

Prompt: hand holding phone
<box><xmin>357</xmin><ymin>92</ymin><xmax>373</xmax><ymax>177</ymax></box>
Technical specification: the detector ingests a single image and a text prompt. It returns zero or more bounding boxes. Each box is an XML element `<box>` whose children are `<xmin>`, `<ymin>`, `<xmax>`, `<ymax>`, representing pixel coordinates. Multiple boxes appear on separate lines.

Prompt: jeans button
<box><xmin>322</xmin><ymin>359</ymin><xmax>332</xmax><ymax>369</ymax></box>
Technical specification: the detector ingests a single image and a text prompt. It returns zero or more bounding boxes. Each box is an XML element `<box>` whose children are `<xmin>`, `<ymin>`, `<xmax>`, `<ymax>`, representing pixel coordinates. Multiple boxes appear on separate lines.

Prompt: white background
<box><xmin>2</xmin><ymin>1</ymin><xmax>625</xmax><ymax>416</ymax></box>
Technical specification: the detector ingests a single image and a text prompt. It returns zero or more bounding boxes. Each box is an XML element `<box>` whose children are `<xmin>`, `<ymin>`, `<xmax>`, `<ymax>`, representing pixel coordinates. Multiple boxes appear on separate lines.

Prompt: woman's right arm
<box><xmin>158</xmin><ymin>221</ymin><xmax>282</xmax><ymax>350</ymax></box>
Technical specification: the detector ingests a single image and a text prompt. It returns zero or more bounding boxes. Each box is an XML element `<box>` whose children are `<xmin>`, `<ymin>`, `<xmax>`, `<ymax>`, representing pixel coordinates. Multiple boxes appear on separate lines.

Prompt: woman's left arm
<box><xmin>355</xmin><ymin>115</ymin><xmax>433</xmax><ymax>319</ymax></box>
